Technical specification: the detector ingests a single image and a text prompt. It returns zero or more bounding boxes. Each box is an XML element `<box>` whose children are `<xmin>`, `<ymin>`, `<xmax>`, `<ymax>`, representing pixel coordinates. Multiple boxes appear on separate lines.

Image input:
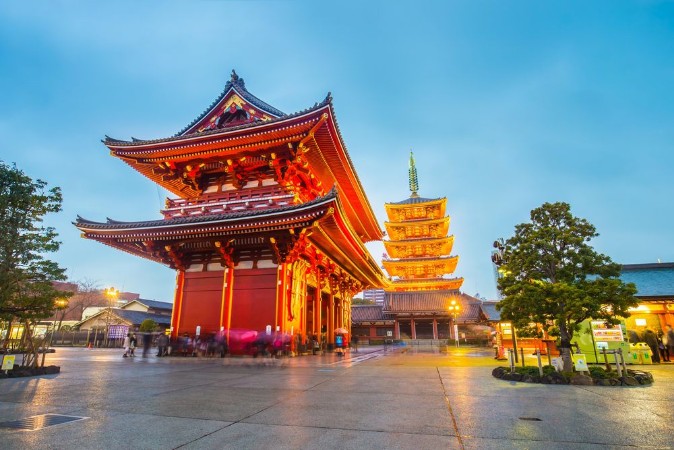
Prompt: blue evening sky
<box><xmin>1</xmin><ymin>1</ymin><xmax>673</xmax><ymax>302</ymax></box>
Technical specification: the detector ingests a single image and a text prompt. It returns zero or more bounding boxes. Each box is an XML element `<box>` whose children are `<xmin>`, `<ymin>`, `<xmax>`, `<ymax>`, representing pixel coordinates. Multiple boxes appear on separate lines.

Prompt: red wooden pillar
<box><xmin>170</xmin><ymin>270</ymin><xmax>185</xmax><ymax>339</ymax></box>
<box><xmin>432</xmin><ymin>318</ymin><xmax>438</xmax><ymax>340</ymax></box>
<box><xmin>276</xmin><ymin>263</ymin><xmax>289</xmax><ymax>333</ymax></box>
<box><xmin>313</xmin><ymin>271</ymin><xmax>322</xmax><ymax>337</ymax></box>
<box><xmin>411</xmin><ymin>318</ymin><xmax>417</xmax><ymax>339</ymax></box>
<box><xmin>328</xmin><ymin>291</ymin><xmax>335</xmax><ymax>346</ymax></box>
<box><xmin>220</xmin><ymin>267</ymin><xmax>234</xmax><ymax>338</ymax></box>
<box><xmin>394</xmin><ymin>320</ymin><xmax>400</xmax><ymax>339</ymax></box>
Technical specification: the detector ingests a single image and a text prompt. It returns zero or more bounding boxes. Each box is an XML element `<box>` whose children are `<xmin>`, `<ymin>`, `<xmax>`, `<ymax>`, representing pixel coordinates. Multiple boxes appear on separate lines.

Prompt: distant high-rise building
<box><xmin>363</xmin><ymin>289</ymin><xmax>385</xmax><ymax>305</ymax></box>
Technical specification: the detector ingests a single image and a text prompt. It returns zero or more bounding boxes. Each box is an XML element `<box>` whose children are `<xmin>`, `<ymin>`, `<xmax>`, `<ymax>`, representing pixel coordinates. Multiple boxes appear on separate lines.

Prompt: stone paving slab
<box><xmin>180</xmin><ymin>423</ymin><xmax>461</xmax><ymax>450</ymax></box>
<box><xmin>0</xmin><ymin>347</ymin><xmax>672</xmax><ymax>449</ymax></box>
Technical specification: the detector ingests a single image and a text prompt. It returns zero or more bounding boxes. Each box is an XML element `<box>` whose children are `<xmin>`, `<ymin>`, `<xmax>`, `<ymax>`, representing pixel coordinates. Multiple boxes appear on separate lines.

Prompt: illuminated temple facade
<box><xmin>74</xmin><ymin>71</ymin><xmax>386</xmax><ymax>344</ymax></box>
<box><xmin>381</xmin><ymin>153</ymin><xmax>481</xmax><ymax>339</ymax></box>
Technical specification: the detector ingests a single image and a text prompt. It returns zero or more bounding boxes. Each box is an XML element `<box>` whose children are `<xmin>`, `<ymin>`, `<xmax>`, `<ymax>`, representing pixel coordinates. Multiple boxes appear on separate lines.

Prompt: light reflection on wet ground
<box><xmin>0</xmin><ymin>346</ymin><xmax>672</xmax><ymax>449</ymax></box>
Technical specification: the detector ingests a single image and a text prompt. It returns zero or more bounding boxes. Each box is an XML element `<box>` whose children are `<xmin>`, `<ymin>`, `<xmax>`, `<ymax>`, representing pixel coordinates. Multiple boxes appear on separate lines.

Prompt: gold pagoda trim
<box><xmin>382</xmin><ymin>255</ymin><xmax>459</xmax><ymax>279</ymax></box>
<box><xmin>383</xmin><ymin>235</ymin><xmax>454</xmax><ymax>259</ymax></box>
<box><xmin>384</xmin><ymin>198</ymin><xmax>446</xmax><ymax>222</ymax></box>
<box><xmin>384</xmin><ymin>216</ymin><xmax>450</xmax><ymax>241</ymax></box>
<box><xmin>386</xmin><ymin>277</ymin><xmax>464</xmax><ymax>292</ymax></box>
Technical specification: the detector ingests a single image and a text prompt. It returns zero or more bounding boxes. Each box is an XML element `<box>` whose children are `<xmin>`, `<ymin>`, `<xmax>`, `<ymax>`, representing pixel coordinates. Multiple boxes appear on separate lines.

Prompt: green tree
<box><xmin>351</xmin><ymin>297</ymin><xmax>374</xmax><ymax>305</ymax></box>
<box><xmin>139</xmin><ymin>319</ymin><xmax>158</xmax><ymax>332</ymax></box>
<box><xmin>495</xmin><ymin>202</ymin><xmax>638</xmax><ymax>372</ymax></box>
<box><xmin>0</xmin><ymin>162</ymin><xmax>71</xmax><ymax>367</ymax></box>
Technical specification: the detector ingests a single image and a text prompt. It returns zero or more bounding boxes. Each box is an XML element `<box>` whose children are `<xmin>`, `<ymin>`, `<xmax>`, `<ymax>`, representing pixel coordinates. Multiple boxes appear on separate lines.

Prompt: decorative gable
<box><xmin>179</xmin><ymin>70</ymin><xmax>285</xmax><ymax>136</ymax></box>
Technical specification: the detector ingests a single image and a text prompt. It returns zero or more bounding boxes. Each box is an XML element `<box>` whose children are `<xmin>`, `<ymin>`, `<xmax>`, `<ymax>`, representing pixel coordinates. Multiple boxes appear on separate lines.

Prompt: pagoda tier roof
<box><xmin>74</xmin><ymin>188</ymin><xmax>385</xmax><ymax>289</ymax></box>
<box><xmin>384</xmin><ymin>217</ymin><xmax>451</xmax><ymax>242</ymax></box>
<box><xmin>384</xmin><ymin>254</ymin><xmax>459</xmax><ymax>264</ymax></box>
<box><xmin>384</xmin><ymin>196</ymin><xmax>446</xmax><ymax>222</ymax></box>
<box><xmin>102</xmin><ymin>77</ymin><xmax>381</xmax><ymax>243</ymax></box>
<box><xmin>383</xmin><ymin>291</ymin><xmax>485</xmax><ymax>322</ymax></box>
<box><xmin>385</xmin><ymin>196</ymin><xmax>445</xmax><ymax>206</ymax></box>
<box><xmin>384</xmin><ymin>277</ymin><xmax>464</xmax><ymax>292</ymax></box>
<box><xmin>383</xmin><ymin>236</ymin><xmax>454</xmax><ymax>258</ymax></box>
<box><xmin>382</xmin><ymin>255</ymin><xmax>459</xmax><ymax>278</ymax></box>
<box><xmin>384</xmin><ymin>216</ymin><xmax>449</xmax><ymax>229</ymax></box>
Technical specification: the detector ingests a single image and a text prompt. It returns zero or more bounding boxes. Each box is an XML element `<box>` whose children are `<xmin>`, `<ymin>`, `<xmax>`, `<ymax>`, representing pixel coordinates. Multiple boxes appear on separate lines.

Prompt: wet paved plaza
<box><xmin>0</xmin><ymin>346</ymin><xmax>672</xmax><ymax>449</ymax></box>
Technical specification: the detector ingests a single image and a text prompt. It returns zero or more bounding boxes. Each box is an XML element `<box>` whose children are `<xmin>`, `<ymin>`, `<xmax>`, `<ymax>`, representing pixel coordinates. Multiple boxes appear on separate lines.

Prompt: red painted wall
<box><xmin>231</xmin><ymin>268</ymin><xmax>277</xmax><ymax>331</ymax></box>
<box><xmin>179</xmin><ymin>271</ymin><xmax>224</xmax><ymax>336</ymax></box>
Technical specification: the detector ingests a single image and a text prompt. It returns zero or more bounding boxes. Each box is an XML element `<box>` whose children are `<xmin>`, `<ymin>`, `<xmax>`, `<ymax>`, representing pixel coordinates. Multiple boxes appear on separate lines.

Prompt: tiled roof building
<box><xmin>74</xmin><ymin>71</ymin><xmax>386</xmax><ymax>346</ymax></box>
<box><xmin>618</xmin><ymin>263</ymin><xmax>674</xmax><ymax>333</ymax></box>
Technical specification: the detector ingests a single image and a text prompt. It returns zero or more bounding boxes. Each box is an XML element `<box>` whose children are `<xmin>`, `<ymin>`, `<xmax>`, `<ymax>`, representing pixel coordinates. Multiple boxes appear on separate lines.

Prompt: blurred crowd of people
<box><xmin>628</xmin><ymin>325</ymin><xmax>674</xmax><ymax>363</ymax></box>
<box><xmin>121</xmin><ymin>329</ymin><xmax>355</xmax><ymax>359</ymax></box>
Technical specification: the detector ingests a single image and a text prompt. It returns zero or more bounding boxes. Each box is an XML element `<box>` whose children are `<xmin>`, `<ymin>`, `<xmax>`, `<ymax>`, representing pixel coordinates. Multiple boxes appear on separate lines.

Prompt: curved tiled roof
<box><xmin>104</xmin><ymin>96</ymin><xmax>330</xmax><ymax>148</ymax></box>
<box><xmin>385</xmin><ymin>254</ymin><xmax>458</xmax><ymax>263</ymax></box>
<box><xmin>74</xmin><ymin>187</ymin><xmax>338</xmax><ymax>230</ymax></box>
<box><xmin>384</xmin><ymin>291</ymin><xmax>484</xmax><ymax>322</ymax></box>
<box><xmin>620</xmin><ymin>263</ymin><xmax>674</xmax><ymax>297</ymax></box>
<box><xmin>351</xmin><ymin>305</ymin><xmax>394</xmax><ymax>322</ymax></box>
<box><xmin>75</xmin><ymin>308</ymin><xmax>172</xmax><ymax>328</ymax></box>
<box><xmin>389</xmin><ymin>277</ymin><xmax>462</xmax><ymax>285</ymax></box>
<box><xmin>114</xmin><ymin>309</ymin><xmax>172</xmax><ymax>326</ymax></box>
<box><xmin>123</xmin><ymin>299</ymin><xmax>173</xmax><ymax>311</ymax></box>
<box><xmin>386</xmin><ymin>196</ymin><xmax>444</xmax><ymax>205</ymax></box>
<box><xmin>480</xmin><ymin>301</ymin><xmax>502</xmax><ymax>321</ymax></box>
<box><xmin>177</xmin><ymin>70</ymin><xmax>286</xmax><ymax>136</ymax></box>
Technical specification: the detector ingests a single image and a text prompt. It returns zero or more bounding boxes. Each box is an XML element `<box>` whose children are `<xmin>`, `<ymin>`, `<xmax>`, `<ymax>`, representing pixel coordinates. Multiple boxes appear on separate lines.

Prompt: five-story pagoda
<box><xmin>382</xmin><ymin>153</ymin><xmax>479</xmax><ymax>340</ymax></box>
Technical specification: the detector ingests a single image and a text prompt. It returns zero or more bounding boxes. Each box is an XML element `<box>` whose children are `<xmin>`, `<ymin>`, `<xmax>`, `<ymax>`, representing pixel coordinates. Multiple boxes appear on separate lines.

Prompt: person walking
<box><xmin>129</xmin><ymin>333</ymin><xmax>137</xmax><ymax>357</ymax></box>
<box><xmin>644</xmin><ymin>328</ymin><xmax>661</xmax><ymax>363</ymax></box>
<box><xmin>658</xmin><ymin>331</ymin><xmax>669</xmax><ymax>362</ymax></box>
<box><xmin>666</xmin><ymin>325</ymin><xmax>674</xmax><ymax>362</ymax></box>
<box><xmin>157</xmin><ymin>333</ymin><xmax>169</xmax><ymax>357</ymax></box>
<box><xmin>122</xmin><ymin>333</ymin><xmax>130</xmax><ymax>358</ymax></box>
<box><xmin>142</xmin><ymin>332</ymin><xmax>152</xmax><ymax>358</ymax></box>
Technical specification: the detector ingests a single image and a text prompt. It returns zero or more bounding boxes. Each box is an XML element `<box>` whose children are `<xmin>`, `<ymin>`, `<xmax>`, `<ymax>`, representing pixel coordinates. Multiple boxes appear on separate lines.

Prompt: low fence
<box><xmin>358</xmin><ymin>338</ymin><xmax>490</xmax><ymax>348</ymax></box>
<box><xmin>48</xmin><ymin>330</ymin><xmax>125</xmax><ymax>348</ymax></box>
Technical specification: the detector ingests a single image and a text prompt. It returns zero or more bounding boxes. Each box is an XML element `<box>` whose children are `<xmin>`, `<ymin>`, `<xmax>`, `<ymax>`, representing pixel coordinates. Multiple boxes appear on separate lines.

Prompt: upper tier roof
<box><xmin>386</xmin><ymin>196</ymin><xmax>444</xmax><ymax>206</ymax></box>
<box><xmin>177</xmin><ymin>70</ymin><xmax>286</xmax><ymax>136</ymax></box>
<box><xmin>99</xmin><ymin>73</ymin><xmax>383</xmax><ymax>243</ymax></box>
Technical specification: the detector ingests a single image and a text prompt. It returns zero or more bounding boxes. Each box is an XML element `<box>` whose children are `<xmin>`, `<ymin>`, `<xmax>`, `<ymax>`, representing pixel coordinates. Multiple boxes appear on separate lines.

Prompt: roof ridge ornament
<box><xmin>409</xmin><ymin>151</ymin><xmax>419</xmax><ymax>198</ymax></box>
<box><xmin>230</xmin><ymin>69</ymin><xmax>244</xmax><ymax>87</ymax></box>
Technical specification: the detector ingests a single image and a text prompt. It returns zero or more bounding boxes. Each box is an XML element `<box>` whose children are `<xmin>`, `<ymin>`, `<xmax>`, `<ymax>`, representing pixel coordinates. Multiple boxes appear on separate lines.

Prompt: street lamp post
<box><xmin>492</xmin><ymin>239</ymin><xmax>518</xmax><ymax>363</ymax></box>
<box><xmin>104</xmin><ymin>287</ymin><xmax>120</xmax><ymax>306</ymax></box>
<box><xmin>54</xmin><ymin>298</ymin><xmax>69</xmax><ymax>332</ymax></box>
<box><xmin>43</xmin><ymin>297</ymin><xmax>70</xmax><ymax>366</ymax></box>
<box><xmin>103</xmin><ymin>287</ymin><xmax>119</xmax><ymax>347</ymax></box>
<box><xmin>448</xmin><ymin>299</ymin><xmax>460</xmax><ymax>347</ymax></box>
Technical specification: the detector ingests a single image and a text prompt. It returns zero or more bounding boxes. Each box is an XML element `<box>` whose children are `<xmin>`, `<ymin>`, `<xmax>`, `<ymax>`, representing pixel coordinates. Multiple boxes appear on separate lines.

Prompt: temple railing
<box><xmin>162</xmin><ymin>185</ymin><xmax>295</xmax><ymax>218</ymax></box>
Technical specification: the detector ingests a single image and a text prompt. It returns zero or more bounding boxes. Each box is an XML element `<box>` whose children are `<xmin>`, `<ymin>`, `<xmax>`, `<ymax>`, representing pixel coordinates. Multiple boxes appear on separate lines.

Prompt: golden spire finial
<box><xmin>409</xmin><ymin>151</ymin><xmax>419</xmax><ymax>197</ymax></box>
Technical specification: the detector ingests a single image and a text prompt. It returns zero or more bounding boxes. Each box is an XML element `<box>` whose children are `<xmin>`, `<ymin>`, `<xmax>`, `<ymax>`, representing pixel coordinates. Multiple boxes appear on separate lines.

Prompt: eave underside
<box><xmin>75</xmin><ymin>198</ymin><xmax>384</xmax><ymax>289</ymax></box>
<box><xmin>384</xmin><ymin>277</ymin><xmax>464</xmax><ymax>292</ymax></box>
<box><xmin>383</xmin><ymin>236</ymin><xmax>454</xmax><ymax>258</ymax></box>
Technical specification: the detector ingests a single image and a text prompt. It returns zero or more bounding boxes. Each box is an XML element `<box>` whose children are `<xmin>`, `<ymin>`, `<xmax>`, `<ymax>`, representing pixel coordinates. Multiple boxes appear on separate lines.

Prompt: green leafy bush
<box><xmin>139</xmin><ymin>319</ymin><xmax>157</xmax><ymax>332</ymax></box>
